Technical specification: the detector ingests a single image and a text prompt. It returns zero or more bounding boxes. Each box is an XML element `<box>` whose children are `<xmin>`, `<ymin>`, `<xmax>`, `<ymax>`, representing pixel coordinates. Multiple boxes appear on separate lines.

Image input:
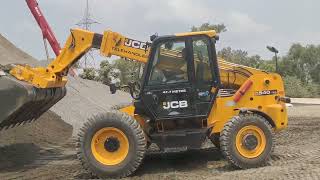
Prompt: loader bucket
<box><xmin>0</xmin><ymin>73</ymin><xmax>66</xmax><ymax>130</ymax></box>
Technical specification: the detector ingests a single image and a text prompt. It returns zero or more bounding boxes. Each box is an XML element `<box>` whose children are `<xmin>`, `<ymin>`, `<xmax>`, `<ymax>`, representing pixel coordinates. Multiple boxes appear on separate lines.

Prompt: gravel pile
<box><xmin>51</xmin><ymin>76</ymin><xmax>131</xmax><ymax>135</ymax></box>
<box><xmin>0</xmin><ymin>34</ymin><xmax>38</xmax><ymax>66</ymax></box>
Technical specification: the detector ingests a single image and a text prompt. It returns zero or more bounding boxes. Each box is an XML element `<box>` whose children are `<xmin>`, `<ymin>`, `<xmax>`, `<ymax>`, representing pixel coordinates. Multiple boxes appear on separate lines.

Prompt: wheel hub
<box><xmin>242</xmin><ymin>134</ymin><xmax>258</xmax><ymax>150</ymax></box>
<box><xmin>104</xmin><ymin>137</ymin><xmax>120</xmax><ymax>152</ymax></box>
<box><xmin>235</xmin><ymin>125</ymin><xmax>267</xmax><ymax>159</ymax></box>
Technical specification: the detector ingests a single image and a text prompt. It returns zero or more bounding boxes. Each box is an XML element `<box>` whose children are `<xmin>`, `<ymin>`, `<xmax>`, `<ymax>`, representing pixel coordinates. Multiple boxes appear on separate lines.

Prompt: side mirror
<box><xmin>109</xmin><ymin>83</ymin><xmax>117</xmax><ymax>94</ymax></box>
<box><xmin>128</xmin><ymin>82</ymin><xmax>141</xmax><ymax>100</ymax></box>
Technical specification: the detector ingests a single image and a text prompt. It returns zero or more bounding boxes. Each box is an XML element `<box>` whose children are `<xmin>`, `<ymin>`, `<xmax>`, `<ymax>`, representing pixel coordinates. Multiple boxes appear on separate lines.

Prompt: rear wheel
<box><xmin>220</xmin><ymin>113</ymin><xmax>274</xmax><ymax>169</ymax></box>
<box><xmin>77</xmin><ymin>112</ymin><xmax>146</xmax><ymax>179</ymax></box>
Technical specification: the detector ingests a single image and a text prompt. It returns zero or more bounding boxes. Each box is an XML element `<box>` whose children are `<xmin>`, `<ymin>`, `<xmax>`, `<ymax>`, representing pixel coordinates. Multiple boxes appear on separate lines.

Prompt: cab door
<box><xmin>140</xmin><ymin>35</ymin><xmax>220</xmax><ymax>120</ymax></box>
<box><xmin>141</xmin><ymin>37</ymin><xmax>196</xmax><ymax>120</ymax></box>
<box><xmin>191</xmin><ymin>36</ymin><xmax>220</xmax><ymax>117</ymax></box>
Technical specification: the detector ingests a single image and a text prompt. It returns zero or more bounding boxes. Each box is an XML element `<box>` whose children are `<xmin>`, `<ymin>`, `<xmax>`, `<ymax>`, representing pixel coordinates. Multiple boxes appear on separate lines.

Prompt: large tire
<box><xmin>77</xmin><ymin>112</ymin><xmax>146</xmax><ymax>179</ymax></box>
<box><xmin>220</xmin><ymin>113</ymin><xmax>274</xmax><ymax>169</ymax></box>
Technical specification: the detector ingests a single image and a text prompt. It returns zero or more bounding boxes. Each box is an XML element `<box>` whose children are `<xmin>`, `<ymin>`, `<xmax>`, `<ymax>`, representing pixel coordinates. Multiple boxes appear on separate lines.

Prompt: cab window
<box><xmin>192</xmin><ymin>38</ymin><xmax>213</xmax><ymax>82</ymax></box>
<box><xmin>148</xmin><ymin>40</ymin><xmax>188</xmax><ymax>85</ymax></box>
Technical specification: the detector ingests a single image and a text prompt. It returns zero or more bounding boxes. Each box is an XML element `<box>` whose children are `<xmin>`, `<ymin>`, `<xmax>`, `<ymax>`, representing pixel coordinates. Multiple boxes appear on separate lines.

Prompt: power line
<box><xmin>76</xmin><ymin>0</ymin><xmax>99</xmax><ymax>68</ymax></box>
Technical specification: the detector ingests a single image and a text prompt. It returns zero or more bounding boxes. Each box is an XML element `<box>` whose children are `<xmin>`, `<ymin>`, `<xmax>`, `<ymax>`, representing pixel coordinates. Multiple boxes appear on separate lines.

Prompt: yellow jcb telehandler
<box><xmin>0</xmin><ymin>28</ymin><xmax>289</xmax><ymax>178</ymax></box>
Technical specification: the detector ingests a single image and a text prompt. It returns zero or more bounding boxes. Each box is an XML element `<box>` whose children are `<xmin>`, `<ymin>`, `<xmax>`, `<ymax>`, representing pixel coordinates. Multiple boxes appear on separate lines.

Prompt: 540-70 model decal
<box><xmin>255</xmin><ymin>90</ymin><xmax>277</xmax><ymax>96</ymax></box>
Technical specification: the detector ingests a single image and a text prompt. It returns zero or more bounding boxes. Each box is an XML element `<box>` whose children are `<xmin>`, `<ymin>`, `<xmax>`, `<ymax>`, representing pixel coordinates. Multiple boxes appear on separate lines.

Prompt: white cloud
<box><xmin>227</xmin><ymin>12</ymin><xmax>271</xmax><ymax>33</ymax></box>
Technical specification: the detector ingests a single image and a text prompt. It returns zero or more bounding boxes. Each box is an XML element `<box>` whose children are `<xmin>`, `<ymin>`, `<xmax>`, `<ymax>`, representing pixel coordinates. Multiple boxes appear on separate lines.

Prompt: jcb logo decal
<box><xmin>163</xmin><ymin>101</ymin><xmax>188</xmax><ymax>109</ymax></box>
<box><xmin>124</xmin><ymin>38</ymin><xmax>146</xmax><ymax>50</ymax></box>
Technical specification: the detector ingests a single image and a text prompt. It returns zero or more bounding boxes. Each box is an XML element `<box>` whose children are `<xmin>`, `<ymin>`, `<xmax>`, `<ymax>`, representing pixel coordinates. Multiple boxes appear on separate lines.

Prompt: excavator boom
<box><xmin>9</xmin><ymin>29</ymin><xmax>150</xmax><ymax>89</ymax></box>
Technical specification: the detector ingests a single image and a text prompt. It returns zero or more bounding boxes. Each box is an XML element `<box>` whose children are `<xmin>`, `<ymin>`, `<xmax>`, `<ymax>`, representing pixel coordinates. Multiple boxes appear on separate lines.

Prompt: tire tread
<box><xmin>76</xmin><ymin>111</ymin><xmax>146</xmax><ymax>179</ymax></box>
<box><xmin>220</xmin><ymin>113</ymin><xmax>274</xmax><ymax>169</ymax></box>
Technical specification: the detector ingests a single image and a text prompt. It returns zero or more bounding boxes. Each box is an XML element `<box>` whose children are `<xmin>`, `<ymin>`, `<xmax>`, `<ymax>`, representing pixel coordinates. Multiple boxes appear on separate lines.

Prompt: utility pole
<box><xmin>267</xmin><ymin>46</ymin><xmax>279</xmax><ymax>73</ymax></box>
<box><xmin>76</xmin><ymin>0</ymin><xmax>99</xmax><ymax>68</ymax></box>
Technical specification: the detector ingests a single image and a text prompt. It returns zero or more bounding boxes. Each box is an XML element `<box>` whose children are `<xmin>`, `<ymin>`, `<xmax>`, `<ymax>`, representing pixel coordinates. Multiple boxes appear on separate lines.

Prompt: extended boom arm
<box><xmin>10</xmin><ymin>29</ymin><xmax>150</xmax><ymax>88</ymax></box>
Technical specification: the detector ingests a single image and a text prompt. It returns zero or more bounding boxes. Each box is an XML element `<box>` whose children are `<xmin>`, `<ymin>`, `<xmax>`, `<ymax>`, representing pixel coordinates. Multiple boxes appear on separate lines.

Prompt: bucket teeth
<box><xmin>0</xmin><ymin>76</ymin><xmax>67</xmax><ymax>131</ymax></box>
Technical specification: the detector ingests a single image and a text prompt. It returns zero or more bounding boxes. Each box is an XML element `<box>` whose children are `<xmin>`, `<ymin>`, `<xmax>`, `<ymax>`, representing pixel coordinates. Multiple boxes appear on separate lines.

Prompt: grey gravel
<box><xmin>0</xmin><ymin>34</ymin><xmax>38</xmax><ymax>66</ymax></box>
<box><xmin>51</xmin><ymin>76</ymin><xmax>130</xmax><ymax>135</ymax></box>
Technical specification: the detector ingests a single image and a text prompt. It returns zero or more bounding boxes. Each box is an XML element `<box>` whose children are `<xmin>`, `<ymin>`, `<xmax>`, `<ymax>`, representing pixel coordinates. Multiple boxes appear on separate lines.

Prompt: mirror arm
<box><xmin>109</xmin><ymin>82</ymin><xmax>141</xmax><ymax>100</ymax></box>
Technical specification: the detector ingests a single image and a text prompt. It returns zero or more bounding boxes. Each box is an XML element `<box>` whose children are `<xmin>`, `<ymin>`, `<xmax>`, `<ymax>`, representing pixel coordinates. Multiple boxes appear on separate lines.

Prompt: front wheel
<box><xmin>220</xmin><ymin>113</ymin><xmax>274</xmax><ymax>169</ymax></box>
<box><xmin>77</xmin><ymin>112</ymin><xmax>147</xmax><ymax>179</ymax></box>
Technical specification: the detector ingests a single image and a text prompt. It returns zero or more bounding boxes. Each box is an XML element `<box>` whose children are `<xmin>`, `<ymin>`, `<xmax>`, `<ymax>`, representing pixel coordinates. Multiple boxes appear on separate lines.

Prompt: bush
<box><xmin>80</xmin><ymin>68</ymin><xmax>96</xmax><ymax>80</ymax></box>
<box><xmin>306</xmin><ymin>83</ymin><xmax>320</xmax><ymax>97</ymax></box>
<box><xmin>97</xmin><ymin>60</ymin><xmax>113</xmax><ymax>85</ymax></box>
<box><xmin>284</xmin><ymin>76</ymin><xmax>319</xmax><ymax>98</ymax></box>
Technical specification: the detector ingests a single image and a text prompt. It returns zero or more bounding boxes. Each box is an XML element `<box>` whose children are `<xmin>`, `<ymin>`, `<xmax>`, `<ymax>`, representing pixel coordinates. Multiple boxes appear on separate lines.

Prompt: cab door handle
<box><xmin>152</xmin><ymin>94</ymin><xmax>159</xmax><ymax>104</ymax></box>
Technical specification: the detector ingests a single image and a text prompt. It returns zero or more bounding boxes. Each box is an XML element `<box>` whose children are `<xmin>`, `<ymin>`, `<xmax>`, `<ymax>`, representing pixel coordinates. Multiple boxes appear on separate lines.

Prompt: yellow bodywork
<box><xmin>120</xmin><ymin>106</ymin><xmax>146</xmax><ymax>129</ymax></box>
<box><xmin>208</xmin><ymin>73</ymin><xmax>287</xmax><ymax>134</ymax></box>
<box><xmin>10</xmin><ymin>29</ymin><xmax>96</xmax><ymax>88</ymax></box>
<box><xmin>121</xmin><ymin>73</ymin><xmax>288</xmax><ymax>135</ymax></box>
<box><xmin>120</xmin><ymin>71</ymin><xmax>288</xmax><ymax>135</ymax></box>
<box><xmin>100</xmin><ymin>30</ymin><xmax>149</xmax><ymax>63</ymax></box>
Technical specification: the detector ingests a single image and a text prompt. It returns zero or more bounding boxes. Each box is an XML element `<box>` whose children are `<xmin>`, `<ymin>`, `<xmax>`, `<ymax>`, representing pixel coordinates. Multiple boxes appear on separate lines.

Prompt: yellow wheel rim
<box><xmin>91</xmin><ymin>127</ymin><xmax>129</xmax><ymax>166</ymax></box>
<box><xmin>235</xmin><ymin>125</ymin><xmax>266</xmax><ymax>159</ymax></box>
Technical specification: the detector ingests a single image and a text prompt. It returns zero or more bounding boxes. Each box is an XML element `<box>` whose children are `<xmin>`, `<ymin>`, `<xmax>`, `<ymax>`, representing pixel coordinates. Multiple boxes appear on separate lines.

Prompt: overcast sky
<box><xmin>1</xmin><ymin>0</ymin><xmax>320</xmax><ymax>61</ymax></box>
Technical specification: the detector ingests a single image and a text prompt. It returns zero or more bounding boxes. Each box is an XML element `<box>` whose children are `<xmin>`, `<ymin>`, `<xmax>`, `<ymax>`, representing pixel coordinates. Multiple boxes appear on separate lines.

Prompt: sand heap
<box><xmin>0</xmin><ymin>34</ymin><xmax>38</xmax><ymax>66</ymax></box>
<box><xmin>51</xmin><ymin>76</ymin><xmax>131</xmax><ymax>135</ymax></box>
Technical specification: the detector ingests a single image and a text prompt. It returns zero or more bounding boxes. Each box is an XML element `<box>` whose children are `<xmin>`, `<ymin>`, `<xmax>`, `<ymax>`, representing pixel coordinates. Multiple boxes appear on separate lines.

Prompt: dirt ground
<box><xmin>1</xmin><ymin>105</ymin><xmax>320</xmax><ymax>180</ymax></box>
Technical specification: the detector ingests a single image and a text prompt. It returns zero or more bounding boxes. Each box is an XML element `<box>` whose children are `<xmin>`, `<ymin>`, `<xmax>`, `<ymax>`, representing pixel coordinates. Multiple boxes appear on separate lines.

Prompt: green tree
<box><xmin>258</xmin><ymin>60</ymin><xmax>276</xmax><ymax>72</ymax></box>
<box><xmin>113</xmin><ymin>58</ymin><xmax>143</xmax><ymax>85</ymax></box>
<box><xmin>80</xmin><ymin>68</ymin><xmax>96</xmax><ymax>80</ymax></box>
<box><xmin>218</xmin><ymin>47</ymin><xmax>267</xmax><ymax>69</ymax></box>
<box><xmin>97</xmin><ymin>60</ymin><xmax>114</xmax><ymax>85</ymax></box>
<box><xmin>283</xmin><ymin>76</ymin><xmax>320</xmax><ymax>98</ymax></box>
<box><xmin>191</xmin><ymin>23</ymin><xmax>227</xmax><ymax>33</ymax></box>
<box><xmin>279</xmin><ymin>43</ymin><xmax>320</xmax><ymax>84</ymax></box>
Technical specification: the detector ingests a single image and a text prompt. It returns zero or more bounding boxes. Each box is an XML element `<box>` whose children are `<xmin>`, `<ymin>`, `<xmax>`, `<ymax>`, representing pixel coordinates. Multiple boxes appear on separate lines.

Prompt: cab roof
<box><xmin>175</xmin><ymin>30</ymin><xmax>217</xmax><ymax>38</ymax></box>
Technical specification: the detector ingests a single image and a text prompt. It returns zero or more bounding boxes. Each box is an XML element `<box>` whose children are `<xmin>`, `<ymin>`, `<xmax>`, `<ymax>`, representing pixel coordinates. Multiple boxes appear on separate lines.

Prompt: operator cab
<box><xmin>134</xmin><ymin>31</ymin><xmax>221</xmax><ymax>150</ymax></box>
<box><xmin>137</xmin><ymin>31</ymin><xmax>221</xmax><ymax>121</ymax></box>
